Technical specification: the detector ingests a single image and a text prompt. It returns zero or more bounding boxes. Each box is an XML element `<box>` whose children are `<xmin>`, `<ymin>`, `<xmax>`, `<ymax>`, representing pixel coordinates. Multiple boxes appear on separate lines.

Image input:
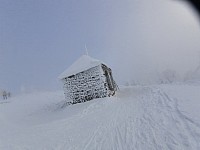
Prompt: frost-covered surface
<box><xmin>1</xmin><ymin>83</ymin><xmax>200</xmax><ymax>149</ymax></box>
<box><xmin>58</xmin><ymin>55</ymin><xmax>102</xmax><ymax>79</ymax></box>
<box><xmin>62</xmin><ymin>65</ymin><xmax>108</xmax><ymax>103</ymax></box>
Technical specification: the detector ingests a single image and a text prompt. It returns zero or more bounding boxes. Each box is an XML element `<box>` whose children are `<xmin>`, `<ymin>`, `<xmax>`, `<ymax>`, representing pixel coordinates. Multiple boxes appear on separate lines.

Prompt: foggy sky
<box><xmin>103</xmin><ymin>0</ymin><xmax>200</xmax><ymax>84</ymax></box>
<box><xmin>1</xmin><ymin>0</ymin><xmax>200</xmax><ymax>93</ymax></box>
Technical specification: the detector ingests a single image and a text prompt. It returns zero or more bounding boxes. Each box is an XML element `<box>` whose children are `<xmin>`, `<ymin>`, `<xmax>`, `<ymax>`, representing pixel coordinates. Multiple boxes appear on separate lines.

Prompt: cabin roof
<box><xmin>58</xmin><ymin>55</ymin><xmax>103</xmax><ymax>79</ymax></box>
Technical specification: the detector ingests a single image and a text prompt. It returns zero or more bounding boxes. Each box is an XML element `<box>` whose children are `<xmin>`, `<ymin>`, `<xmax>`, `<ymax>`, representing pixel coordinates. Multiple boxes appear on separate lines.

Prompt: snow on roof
<box><xmin>58</xmin><ymin>55</ymin><xmax>103</xmax><ymax>79</ymax></box>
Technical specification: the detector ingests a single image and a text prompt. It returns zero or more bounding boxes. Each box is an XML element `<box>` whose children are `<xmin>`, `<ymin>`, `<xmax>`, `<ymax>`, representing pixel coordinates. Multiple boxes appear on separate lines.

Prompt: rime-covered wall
<box><xmin>62</xmin><ymin>65</ymin><xmax>109</xmax><ymax>104</ymax></box>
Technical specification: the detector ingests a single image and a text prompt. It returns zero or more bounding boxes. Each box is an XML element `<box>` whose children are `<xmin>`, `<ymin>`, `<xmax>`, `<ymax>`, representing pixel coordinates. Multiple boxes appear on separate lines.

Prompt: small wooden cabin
<box><xmin>58</xmin><ymin>55</ymin><xmax>117</xmax><ymax>104</ymax></box>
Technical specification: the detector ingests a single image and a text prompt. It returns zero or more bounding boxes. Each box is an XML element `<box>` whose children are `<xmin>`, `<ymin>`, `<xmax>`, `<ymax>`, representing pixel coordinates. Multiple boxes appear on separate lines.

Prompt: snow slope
<box><xmin>159</xmin><ymin>83</ymin><xmax>200</xmax><ymax>121</ymax></box>
<box><xmin>1</xmin><ymin>84</ymin><xmax>200</xmax><ymax>150</ymax></box>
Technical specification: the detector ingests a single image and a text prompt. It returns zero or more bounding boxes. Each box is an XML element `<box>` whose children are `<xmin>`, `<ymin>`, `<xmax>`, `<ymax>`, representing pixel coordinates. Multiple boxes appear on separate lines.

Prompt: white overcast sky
<box><xmin>1</xmin><ymin>0</ymin><xmax>200</xmax><ymax>93</ymax></box>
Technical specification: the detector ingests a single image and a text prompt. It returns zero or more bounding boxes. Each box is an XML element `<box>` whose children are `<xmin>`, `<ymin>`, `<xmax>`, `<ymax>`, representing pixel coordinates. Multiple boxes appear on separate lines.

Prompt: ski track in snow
<box><xmin>79</xmin><ymin>87</ymin><xmax>200</xmax><ymax>150</ymax></box>
<box><xmin>1</xmin><ymin>86</ymin><xmax>200</xmax><ymax>150</ymax></box>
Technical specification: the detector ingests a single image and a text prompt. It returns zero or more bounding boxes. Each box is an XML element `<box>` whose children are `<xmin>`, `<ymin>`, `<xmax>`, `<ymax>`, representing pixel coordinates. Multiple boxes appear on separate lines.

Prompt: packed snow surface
<box><xmin>1</xmin><ymin>83</ymin><xmax>200</xmax><ymax>150</ymax></box>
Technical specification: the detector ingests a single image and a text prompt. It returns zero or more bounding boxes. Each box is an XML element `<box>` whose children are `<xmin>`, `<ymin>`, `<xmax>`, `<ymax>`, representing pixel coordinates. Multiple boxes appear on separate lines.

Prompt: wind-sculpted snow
<box><xmin>0</xmin><ymin>86</ymin><xmax>200</xmax><ymax>150</ymax></box>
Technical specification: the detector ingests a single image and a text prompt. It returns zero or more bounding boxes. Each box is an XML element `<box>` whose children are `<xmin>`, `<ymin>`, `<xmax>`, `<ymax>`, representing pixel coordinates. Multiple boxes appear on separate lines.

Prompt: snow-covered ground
<box><xmin>1</xmin><ymin>83</ymin><xmax>200</xmax><ymax>150</ymax></box>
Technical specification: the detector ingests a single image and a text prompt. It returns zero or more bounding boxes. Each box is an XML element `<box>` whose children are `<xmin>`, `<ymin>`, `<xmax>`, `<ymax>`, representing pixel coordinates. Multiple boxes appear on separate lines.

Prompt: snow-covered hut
<box><xmin>58</xmin><ymin>55</ymin><xmax>117</xmax><ymax>104</ymax></box>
